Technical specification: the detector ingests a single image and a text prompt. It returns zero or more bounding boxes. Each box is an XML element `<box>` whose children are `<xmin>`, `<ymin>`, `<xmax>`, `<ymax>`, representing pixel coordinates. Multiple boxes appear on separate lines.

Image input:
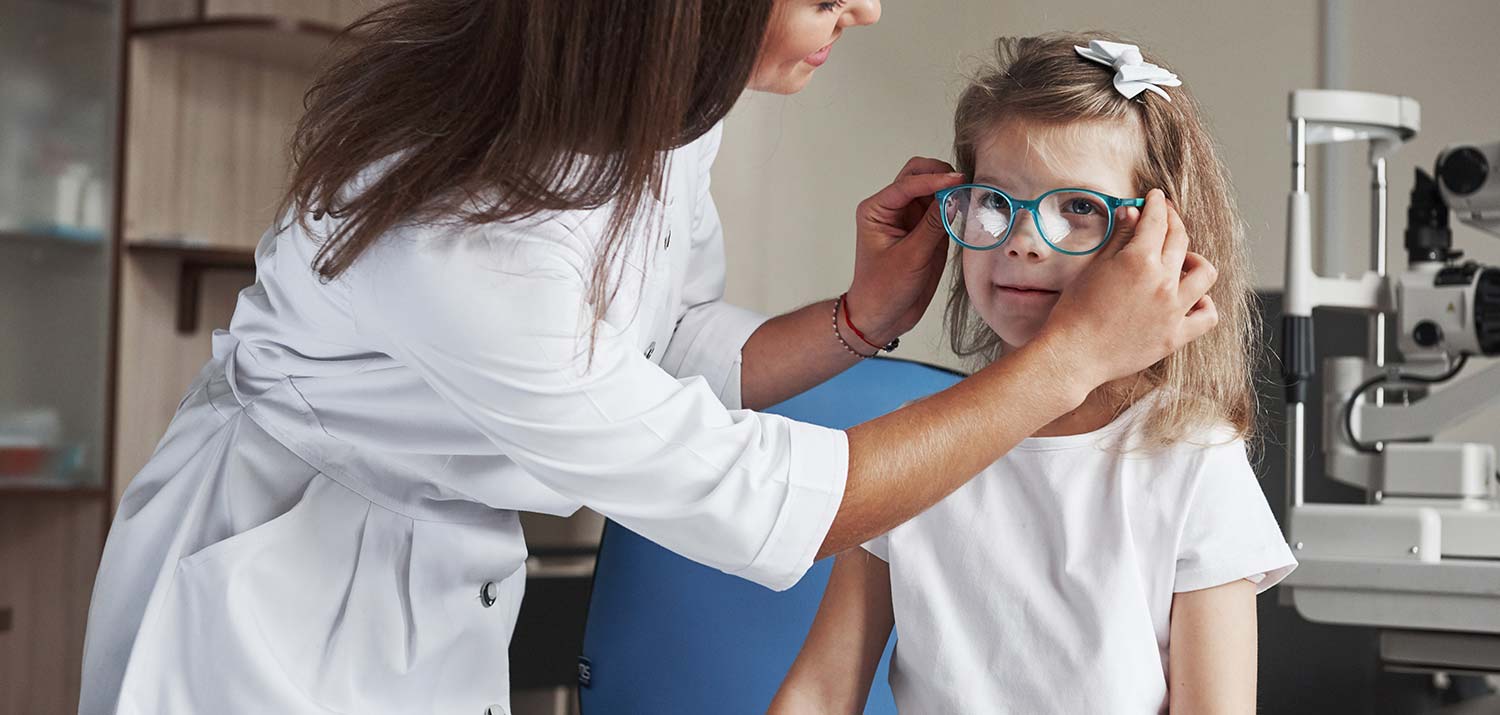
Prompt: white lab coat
<box><xmin>80</xmin><ymin>123</ymin><xmax>850</xmax><ymax>715</ymax></box>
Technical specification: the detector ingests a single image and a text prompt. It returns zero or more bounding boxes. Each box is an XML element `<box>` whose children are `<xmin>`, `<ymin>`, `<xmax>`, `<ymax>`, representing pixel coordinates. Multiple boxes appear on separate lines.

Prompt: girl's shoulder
<box><xmin>1103</xmin><ymin>389</ymin><xmax>1251</xmax><ymax>466</ymax></box>
<box><xmin>1113</xmin><ymin>418</ymin><xmax>1253</xmax><ymax>483</ymax></box>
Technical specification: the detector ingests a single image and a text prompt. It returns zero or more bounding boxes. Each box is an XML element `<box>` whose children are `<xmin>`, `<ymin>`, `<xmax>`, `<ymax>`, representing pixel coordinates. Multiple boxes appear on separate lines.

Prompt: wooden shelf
<box><xmin>128</xmin><ymin>237</ymin><xmax>257</xmax><ymax>265</ymax></box>
<box><xmin>130</xmin><ymin>16</ymin><xmax>350</xmax><ymax>71</ymax></box>
<box><xmin>127</xmin><ymin>240</ymin><xmax>256</xmax><ymax>333</ymax></box>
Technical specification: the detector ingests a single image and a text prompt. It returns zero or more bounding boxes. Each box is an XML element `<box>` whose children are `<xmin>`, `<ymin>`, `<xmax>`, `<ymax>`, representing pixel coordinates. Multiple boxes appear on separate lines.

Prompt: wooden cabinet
<box><xmin>0</xmin><ymin>1</ymin><xmax>363</xmax><ymax>712</ymax></box>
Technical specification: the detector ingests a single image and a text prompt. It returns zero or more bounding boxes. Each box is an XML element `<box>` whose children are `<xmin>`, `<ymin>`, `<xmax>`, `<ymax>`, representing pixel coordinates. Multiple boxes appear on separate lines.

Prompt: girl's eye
<box><xmin>981</xmin><ymin>193</ymin><xmax>1006</xmax><ymax>210</ymax></box>
<box><xmin>1064</xmin><ymin>197</ymin><xmax>1101</xmax><ymax>215</ymax></box>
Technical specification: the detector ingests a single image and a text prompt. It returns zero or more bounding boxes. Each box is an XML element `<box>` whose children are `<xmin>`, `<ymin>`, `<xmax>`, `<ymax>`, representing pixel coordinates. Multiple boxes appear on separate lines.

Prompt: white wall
<box><xmin>713</xmin><ymin>0</ymin><xmax>1319</xmax><ymax>371</ymax></box>
<box><xmin>712</xmin><ymin>0</ymin><xmax>1498</xmax><ymax>451</ymax></box>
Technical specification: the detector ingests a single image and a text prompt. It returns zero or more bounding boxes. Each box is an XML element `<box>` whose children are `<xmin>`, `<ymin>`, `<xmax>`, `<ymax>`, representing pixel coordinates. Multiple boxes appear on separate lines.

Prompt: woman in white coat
<box><xmin>80</xmin><ymin>1</ymin><xmax>1221</xmax><ymax>713</ymax></box>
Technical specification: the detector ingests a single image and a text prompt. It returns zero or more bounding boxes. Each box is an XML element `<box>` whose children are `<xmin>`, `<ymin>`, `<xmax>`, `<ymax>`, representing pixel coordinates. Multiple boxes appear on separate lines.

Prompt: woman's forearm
<box><xmin>819</xmin><ymin>334</ymin><xmax>1090</xmax><ymax>558</ymax></box>
<box><xmin>738</xmin><ymin>297</ymin><xmax>1091</xmax><ymax>559</ymax></box>
<box><xmin>740</xmin><ymin>298</ymin><xmax>876</xmax><ymax>412</ymax></box>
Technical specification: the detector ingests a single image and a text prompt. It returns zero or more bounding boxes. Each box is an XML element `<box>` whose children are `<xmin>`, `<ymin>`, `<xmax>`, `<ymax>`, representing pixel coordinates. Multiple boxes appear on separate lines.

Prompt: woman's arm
<box><xmin>1168</xmin><ymin>579</ymin><xmax>1259</xmax><ymax>714</ymax></box>
<box><xmin>770</xmin><ymin>550</ymin><xmax>895</xmax><ymax>715</ymax></box>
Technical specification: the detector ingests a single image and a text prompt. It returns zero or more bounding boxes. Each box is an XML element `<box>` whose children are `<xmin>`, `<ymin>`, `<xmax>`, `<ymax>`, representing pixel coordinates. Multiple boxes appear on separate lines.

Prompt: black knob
<box><xmin>1413</xmin><ymin>320</ymin><xmax>1444</xmax><ymax>347</ymax></box>
<box><xmin>1438</xmin><ymin>147</ymin><xmax>1490</xmax><ymax>196</ymax></box>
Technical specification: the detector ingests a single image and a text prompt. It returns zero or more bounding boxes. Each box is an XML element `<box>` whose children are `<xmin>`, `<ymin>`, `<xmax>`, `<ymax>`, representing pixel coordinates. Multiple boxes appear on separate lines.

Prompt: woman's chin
<box><xmin>748</xmin><ymin>66</ymin><xmax>816</xmax><ymax>95</ymax></box>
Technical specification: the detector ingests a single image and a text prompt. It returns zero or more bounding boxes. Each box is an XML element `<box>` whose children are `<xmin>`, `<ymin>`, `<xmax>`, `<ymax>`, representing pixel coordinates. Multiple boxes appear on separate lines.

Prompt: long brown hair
<box><xmin>280</xmin><ymin>0</ymin><xmax>773</xmax><ymax>325</ymax></box>
<box><xmin>946</xmin><ymin>32</ymin><xmax>1260</xmax><ymax>448</ymax></box>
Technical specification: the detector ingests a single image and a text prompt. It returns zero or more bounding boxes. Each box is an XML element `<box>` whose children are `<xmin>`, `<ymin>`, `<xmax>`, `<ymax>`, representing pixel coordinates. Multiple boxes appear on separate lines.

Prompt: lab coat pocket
<box><xmin>147</xmin><ymin>474</ymin><xmax>398</xmax><ymax>711</ymax></box>
<box><xmin>172</xmin><ymin>473</ymin><xmax>333</xmax><ymax>573</ymax></box>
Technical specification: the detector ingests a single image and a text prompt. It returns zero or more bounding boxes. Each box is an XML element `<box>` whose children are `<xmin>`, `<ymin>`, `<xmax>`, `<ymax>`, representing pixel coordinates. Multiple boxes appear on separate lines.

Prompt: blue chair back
<box><xmin>578</xmin><ymin>357</ymin><xmax>964</xmax><ymax>714</ymax></box>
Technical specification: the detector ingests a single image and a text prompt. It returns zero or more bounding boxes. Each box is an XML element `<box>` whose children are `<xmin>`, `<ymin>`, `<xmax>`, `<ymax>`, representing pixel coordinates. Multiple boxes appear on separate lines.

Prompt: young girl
<box><xmin>771</xmin><ymin>33</ymin><xmax>1296</xmax><ymax>714</ymax></box>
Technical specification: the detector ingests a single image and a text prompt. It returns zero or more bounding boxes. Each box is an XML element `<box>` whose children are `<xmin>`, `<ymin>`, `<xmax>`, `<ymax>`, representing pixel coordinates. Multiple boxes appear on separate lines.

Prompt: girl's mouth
<box><xmin>805</xmin><ymin>43</ymin><xmax>833</xmax><ymax>67</ymax></box>
<box><xmin>995</xmin><ymin>284</ymin><xmax>1060</xmax><ymax>303</ymax></box>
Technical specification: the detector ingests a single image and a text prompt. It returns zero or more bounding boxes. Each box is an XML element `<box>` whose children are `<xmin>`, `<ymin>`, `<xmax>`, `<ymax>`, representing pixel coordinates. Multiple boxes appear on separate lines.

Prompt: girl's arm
<box><xmin>1168</xmin><ymin>578</ymin><xmax>1259</xmax><ymax>714</ymax></box>
<box><xmin>770</xmin><ymin>550</ymin><xmax>896</xmax><ymax>715</ymax></box>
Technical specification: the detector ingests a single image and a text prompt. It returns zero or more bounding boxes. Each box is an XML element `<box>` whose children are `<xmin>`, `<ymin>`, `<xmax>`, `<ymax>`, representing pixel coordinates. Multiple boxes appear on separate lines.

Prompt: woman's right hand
<box><xmin>826</xmin><ymin>188</ymin><xmax>1217</xmax><ymax>558</ymax></box>
<box><xmin>1035</xmin><ymin>189</ymin><xmax>1219</xmax><ymax>390</ymax></box>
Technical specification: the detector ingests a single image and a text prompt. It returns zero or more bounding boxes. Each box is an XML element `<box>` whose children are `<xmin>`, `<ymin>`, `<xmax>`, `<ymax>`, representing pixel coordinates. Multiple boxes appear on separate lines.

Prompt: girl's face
<box><xmin>962</xmin><ymin>119</ymin><xmax>1144</xmax><ymax>351</ymax></box>
<box><xmin>749</xmin><ymin>0</ymin><xmax>881</xmax><ymax>94</ymax></box>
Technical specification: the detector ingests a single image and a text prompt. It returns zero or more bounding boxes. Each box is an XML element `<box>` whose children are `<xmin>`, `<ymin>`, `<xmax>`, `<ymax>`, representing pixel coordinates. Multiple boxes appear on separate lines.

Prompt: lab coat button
<box><xmin>663</xmin><ymin>230</ymin><xmax>672</xmax><ymax>249</ymax></box>
<box><xmin>480</xmin><ymin>582</ymin><xmax>498</xmax><ymax>608</ymax></box>
<box><xmin>485</xmin><ymin>705</ymin><xmax>507</xmax><ymax>715</ymax></box>
<box><xmin>645</xmin><ymin>341</ymin><xmax>656</xmax><ymax>359</ymax></box>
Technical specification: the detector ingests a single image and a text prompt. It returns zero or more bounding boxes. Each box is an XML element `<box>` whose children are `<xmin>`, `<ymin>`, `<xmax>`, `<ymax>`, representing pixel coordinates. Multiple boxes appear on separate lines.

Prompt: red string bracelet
<box><xmin>831</xmin><ymin>295</ymin><xmax>874</xmax><ymax>359</ymax></box>
<box><xmin>840</xmin><ymin>292</ymin><xmax>900</xmax><ymax>353</ymax></box>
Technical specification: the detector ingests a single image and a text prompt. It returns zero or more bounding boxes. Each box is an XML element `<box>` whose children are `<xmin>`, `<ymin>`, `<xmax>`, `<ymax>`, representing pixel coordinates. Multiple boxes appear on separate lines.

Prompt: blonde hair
<box><xmin>945</xmin><ymin>32</ymin><xmax>1260</xmax><ymax>448</ymax></box>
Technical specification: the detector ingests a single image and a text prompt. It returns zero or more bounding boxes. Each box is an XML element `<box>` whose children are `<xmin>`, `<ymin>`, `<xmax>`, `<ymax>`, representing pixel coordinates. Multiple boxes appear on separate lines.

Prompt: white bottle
<box><xmin>81</xmin><ymin>174</ymin><xmax>107</xmax><ymax>237</ymax></box>
<box><xmin>53</xmin><ymin>162</ymin><xmax>92</xmax><ymax>231</ymax></box>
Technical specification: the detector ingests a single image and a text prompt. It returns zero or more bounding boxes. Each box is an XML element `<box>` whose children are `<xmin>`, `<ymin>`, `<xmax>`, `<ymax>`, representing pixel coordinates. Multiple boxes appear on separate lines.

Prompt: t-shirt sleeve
<box><xmin>1174</xmin><ymin>438</ymin><xmax>1298</xmax><ymax>594</ymax></box>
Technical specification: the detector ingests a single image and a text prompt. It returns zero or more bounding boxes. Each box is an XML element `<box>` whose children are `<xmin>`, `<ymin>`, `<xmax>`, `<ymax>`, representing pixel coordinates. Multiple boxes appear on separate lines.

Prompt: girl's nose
<box><xmin>840</xmin><ymin>0</ymin><xmax>881</xmax><ymax>28</ymax></box>
<box><xmin>1005</xmin><ymin>211</ymin><xmax>1048</xmax><ymax>261</ymax></box>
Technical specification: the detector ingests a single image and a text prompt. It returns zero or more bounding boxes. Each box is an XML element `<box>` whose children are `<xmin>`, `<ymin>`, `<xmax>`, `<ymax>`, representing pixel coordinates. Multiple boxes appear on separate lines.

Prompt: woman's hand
<box><xmin>844</xmin><ymin>157</ymin><xmax>967</xmax><ymax>346</ymax></box>
<box><xmin>1033</xmin><ymin>189</ymin><xmax>1219</xmax><ymax>389</ymax></box>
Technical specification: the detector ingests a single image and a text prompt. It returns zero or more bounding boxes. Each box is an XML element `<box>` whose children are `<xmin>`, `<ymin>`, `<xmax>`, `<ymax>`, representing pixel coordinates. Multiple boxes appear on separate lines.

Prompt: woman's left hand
<box><xmin>846</xmin><ymin>157</ymin><xmax>967</xmax><ymax>346</ymax></box>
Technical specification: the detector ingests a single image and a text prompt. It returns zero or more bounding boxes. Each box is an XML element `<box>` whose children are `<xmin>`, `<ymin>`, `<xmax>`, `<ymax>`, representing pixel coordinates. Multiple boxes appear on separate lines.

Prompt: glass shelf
<box><xmin>0</xmin><ymin>0</ymin><xmax>116</xmax><ymax>506</ymax></box>
<box><xmin>0</xmin><ymin>480</ymin><xmax>107</xmax><ymax>499</ymax></box>
<box><xmin>0</xmin><ymin>228</ymin><xmax>108</xmax><ymax>249</ymax></box>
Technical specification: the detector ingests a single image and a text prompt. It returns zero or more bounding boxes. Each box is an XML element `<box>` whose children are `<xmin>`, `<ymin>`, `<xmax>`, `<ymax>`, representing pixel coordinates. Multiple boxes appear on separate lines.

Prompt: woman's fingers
<box><xmin>846</xmin><ymin>158</ymin><xmax>967</xmax><ymax>343</ymax></box>
<box><xmin>1122</xmin><ymin>189</ymin><xmax>1169</xmax><ymax>259</ymax></box>
<box><xmin>1036</xmin><ymin>204</ymin><xmax>1220</xmax><ymax>387</ymax></box>
<box><xmin>1180</xmin><ymin>293</ymin><xmax>1219</xmax><ymax>342</ymax></box>
<box><xmin>859</xmin><ymin>169</ymin><xmax>965</xmax><ymax>231</ymax></box>
<box><xmin>1099</xmin><ymin>205</ymin><xmax>1140</xmax><ymax>258</ymax></box>
<box><xmin>1178</xmin><ymin>251</ymin><xmax>1218</xmax><ymax>310</ymax></box>
<box><xmin>894</xmin><ymin>156</ymin><xmax>958</xmax><ymax>180</ymax></box>
<box><xmin>1160</xmin><ymin>200</ymin><xmax>1189</xmax><ymax>273</ymax></box>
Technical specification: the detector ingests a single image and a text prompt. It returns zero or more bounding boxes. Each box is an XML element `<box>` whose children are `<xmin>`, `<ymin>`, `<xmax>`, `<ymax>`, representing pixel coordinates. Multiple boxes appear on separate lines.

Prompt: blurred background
<box><xmin>0</xmin><ymin>0</ymin><xmax>1496</xmax><ymax>712</ymax></box>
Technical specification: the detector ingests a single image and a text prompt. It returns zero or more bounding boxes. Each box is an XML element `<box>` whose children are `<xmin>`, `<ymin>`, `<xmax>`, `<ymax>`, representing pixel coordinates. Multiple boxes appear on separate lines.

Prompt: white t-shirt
<box><xmin>864</xmin><ymin>397</ymin><xmax>1297</xmax><ymax>714</ymax></box>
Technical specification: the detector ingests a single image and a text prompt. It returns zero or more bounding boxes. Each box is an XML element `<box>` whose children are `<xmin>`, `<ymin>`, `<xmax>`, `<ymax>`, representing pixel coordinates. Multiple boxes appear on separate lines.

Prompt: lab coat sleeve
<box><xmin>658</xmin><ymin>122</ymin><xmax>770</xmax><ymax>410</ymax></box>
<box><xmin>348</xmin><ymin>224</ymin><xmax>846</xmax><ymax>592</ymax></box>
<box><xmin>1173</xmin><ymin>438</ymin><xmax>1298</xmax><ymax>595</ymax></box>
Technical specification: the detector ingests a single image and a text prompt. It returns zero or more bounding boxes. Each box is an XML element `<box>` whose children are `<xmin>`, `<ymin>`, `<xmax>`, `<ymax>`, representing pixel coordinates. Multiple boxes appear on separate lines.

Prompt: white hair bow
<box><xmin>1074</xmin><ymin>40</ymin><xmax>1181</xmax><ymax>102</ymax></box>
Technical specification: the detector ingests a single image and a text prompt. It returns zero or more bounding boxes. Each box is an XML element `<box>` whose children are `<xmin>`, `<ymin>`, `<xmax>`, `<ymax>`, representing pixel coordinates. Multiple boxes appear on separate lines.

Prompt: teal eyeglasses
<box><xmin>935</xmin><ymin>184</ymin><xmax>1145</xmax><ymax>255</ymax></box>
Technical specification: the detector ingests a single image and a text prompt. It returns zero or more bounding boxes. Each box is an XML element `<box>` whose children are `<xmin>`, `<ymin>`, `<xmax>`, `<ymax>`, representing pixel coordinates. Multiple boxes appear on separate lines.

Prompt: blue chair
<box><xmin>578</xmin><ymin>357</ymin><xmax>965</xmax><ymax>715</ymax></box>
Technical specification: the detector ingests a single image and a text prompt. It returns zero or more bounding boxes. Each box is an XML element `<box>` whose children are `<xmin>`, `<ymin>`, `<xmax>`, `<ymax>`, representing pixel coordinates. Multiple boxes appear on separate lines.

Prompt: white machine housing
<box><xmin>1278</xmin><ymin>89</ymin><xmax>1500</xmax><ymax>677</ymax></box>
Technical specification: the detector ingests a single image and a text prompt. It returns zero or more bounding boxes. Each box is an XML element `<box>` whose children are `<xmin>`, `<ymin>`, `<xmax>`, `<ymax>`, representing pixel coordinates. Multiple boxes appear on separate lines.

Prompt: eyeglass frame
<box><xmin>933</xmin><ymin>183</ymin><xmax>1146</xmax><ymax>256</ymax></box>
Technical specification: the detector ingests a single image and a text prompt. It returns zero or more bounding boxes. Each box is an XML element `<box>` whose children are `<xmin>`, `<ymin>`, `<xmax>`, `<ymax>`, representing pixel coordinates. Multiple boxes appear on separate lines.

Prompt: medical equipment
<box><xmin>1279</xmin><ymin>89</ymin><xmax>1500</xmax><ymax>676</ymax></box>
